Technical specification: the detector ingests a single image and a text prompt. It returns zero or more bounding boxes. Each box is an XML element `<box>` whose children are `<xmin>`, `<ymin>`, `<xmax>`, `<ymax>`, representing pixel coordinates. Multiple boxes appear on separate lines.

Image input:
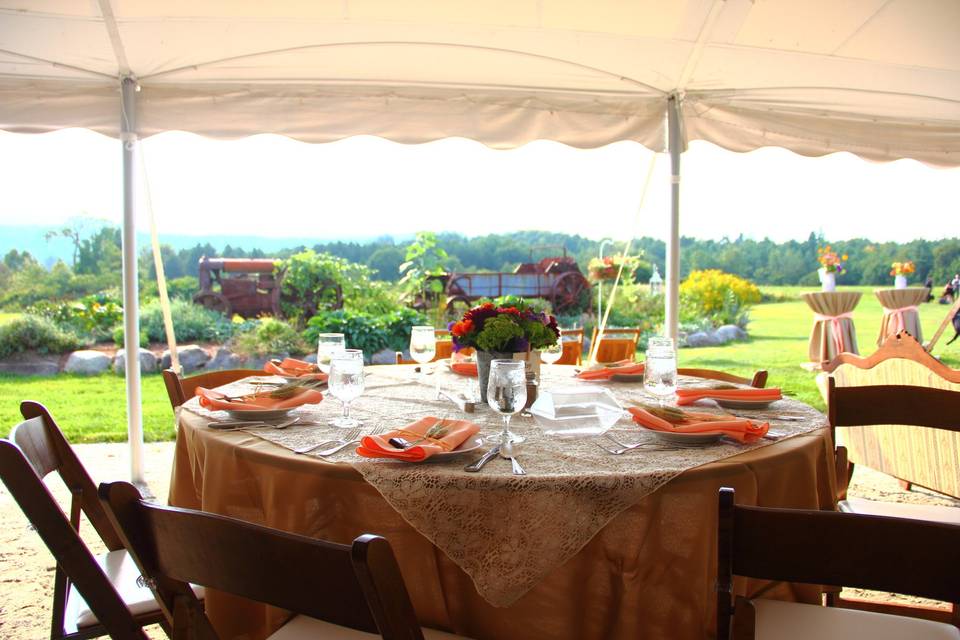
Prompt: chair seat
<box><xmin>752</xmin><ymin>599</ymin><xmax>960</xmax><ymax>640</ymax></box>
<box><xmin>69</xmin><ymin>549</ymin><xmax>204</xmax><ymax>628</ymax></box>
<box><xmin>840</xmin><ymin>497</ymin><xmax>960</xmax><ymax>525</ymax></box>
<box><xmin>268</xmin><ymin>614</ymin><xmax>471</xmax><ymax>639</ymax></box>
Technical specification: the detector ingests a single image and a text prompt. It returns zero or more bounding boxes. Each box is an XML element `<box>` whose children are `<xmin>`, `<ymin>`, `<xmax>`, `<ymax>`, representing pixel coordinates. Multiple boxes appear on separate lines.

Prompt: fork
<box><xmin>313</xmin><ymin>425</ymin><xmax>386</xmax><ymax>457</ymax></box>
<box><xmin>294</xmin><ymin>427</ymin><xmax>362</xmax><ymax>455</ymax></box>
<box><xmin>594</xmin><ymin>439</ymin><xmax>680</xmax><ymax>455</ymax></box>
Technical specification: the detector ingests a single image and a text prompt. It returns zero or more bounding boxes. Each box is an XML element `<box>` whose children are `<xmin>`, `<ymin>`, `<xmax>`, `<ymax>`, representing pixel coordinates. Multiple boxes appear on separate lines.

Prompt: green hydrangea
<box><xmin>475</xmin><ymin>315</ymin><xmax>524</xmax><ymax>351</ymax></box>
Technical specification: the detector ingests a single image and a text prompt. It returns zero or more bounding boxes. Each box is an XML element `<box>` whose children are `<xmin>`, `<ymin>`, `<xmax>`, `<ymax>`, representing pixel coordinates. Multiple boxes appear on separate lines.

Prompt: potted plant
<box><xmin>890</xmin><ymin>260</ymin><xmax>915</xmax><ymax>289</ymax></box>
<box><xmin>449</xmin><ymin>300</ymin><xmax>560</xmax><ymax>402</ymax></box>
<box><xmin>816</xmin><ymin>246</ymin><xmax>847</xmax><ymax>292</ymax></box>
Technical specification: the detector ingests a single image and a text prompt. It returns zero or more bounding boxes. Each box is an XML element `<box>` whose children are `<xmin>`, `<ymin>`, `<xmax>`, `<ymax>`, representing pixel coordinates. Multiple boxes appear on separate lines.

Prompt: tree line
<box><xmin>5</xmin><ymin>227</ymin><xmax>960</xmax><ymax>310</ymax></box>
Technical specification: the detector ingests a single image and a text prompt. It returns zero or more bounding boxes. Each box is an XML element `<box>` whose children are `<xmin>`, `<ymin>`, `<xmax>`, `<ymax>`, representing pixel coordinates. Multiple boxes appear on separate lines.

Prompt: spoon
<box><xmin>500</xmin><ymin>440</ymin><xmax>526</xmax><ymax>475</ymax></box>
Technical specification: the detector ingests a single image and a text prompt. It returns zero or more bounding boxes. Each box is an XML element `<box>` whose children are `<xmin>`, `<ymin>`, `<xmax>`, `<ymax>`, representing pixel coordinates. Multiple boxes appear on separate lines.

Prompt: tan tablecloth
<box><xmin>875</xmin><ymin>287</ymin><xmax>928</xmax><ymax>346</ymax></box>
<box><xmin>801</xmin><ymin>291</ymin><xmax>862</xmax><ymax>362</ymax></box>
<box><xmin>170</xmin><ymin>366</ymin><xmax>835</xmax><ymax>640</ymax></box>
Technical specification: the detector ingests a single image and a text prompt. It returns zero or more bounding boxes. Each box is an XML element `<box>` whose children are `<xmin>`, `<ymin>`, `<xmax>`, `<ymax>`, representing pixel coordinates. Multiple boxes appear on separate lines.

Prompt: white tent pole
<box><xmin>120</xmin><ymin>75</ymin><xmax>144</xmax><ymax>484</ymax></box>
<box><xmin>665</xmin><ymin>93</ymin><xmax>682</xmax><ymax>342</ymax></box>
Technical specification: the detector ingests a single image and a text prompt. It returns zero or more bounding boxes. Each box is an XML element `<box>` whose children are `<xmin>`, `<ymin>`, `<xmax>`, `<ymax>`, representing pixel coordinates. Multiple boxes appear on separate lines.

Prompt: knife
<box><xmin>464</xmin><ymin>444</ymin><xmax>501</xmax><ymax>472</ymax></box>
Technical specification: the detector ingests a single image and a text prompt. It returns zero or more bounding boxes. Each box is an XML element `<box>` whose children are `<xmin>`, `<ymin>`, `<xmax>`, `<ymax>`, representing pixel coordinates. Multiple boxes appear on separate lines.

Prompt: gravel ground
<box><xmin>1</xmin><ymin>442</ymin><xmax>956</xmax><ymax>639</ymax></box>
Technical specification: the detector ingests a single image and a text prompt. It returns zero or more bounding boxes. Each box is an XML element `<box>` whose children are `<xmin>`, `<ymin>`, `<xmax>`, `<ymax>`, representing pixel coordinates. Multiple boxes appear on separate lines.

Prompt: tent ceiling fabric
<box><xmin>0</xmin><ymin>0</ymin><xmax>959</xmax><ymax>164</ymax></box>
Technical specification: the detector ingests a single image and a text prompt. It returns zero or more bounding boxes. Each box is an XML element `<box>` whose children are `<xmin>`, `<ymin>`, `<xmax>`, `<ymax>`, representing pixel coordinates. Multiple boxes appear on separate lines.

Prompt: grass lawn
<box><xmin>1</xmin><ymin>285</ymin><xmax>957</xmax><ymax>441</ymax></box>
<box><xmin>0</xmin><ymin>372</ymin><xmax>174</xmax><ymax>443</ymax></box>
<box><xmin>0</xmin><ymin>312</ymin><xmax>20</xmax><ymax>324</ymax></box>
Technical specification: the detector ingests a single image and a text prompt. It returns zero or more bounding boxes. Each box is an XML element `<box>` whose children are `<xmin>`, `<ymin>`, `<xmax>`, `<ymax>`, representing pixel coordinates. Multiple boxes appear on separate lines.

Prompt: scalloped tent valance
<box><xmin>1</xmin><ymin>0</ymin><xmax>958</xmax><ymax>165</ymax></box>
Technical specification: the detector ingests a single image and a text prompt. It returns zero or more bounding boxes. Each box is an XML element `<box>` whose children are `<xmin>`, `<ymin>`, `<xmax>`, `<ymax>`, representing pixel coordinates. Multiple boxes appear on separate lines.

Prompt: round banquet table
<box><xmin>874</xmin><ymin>287</ymin><xmax>929</xmax><ymax>346</ymax></box>
<box><xmin>800</xmin><ymin>291</ymin><xmax>862</xmax><ymax>363</ymax></box>
<box><xmin>169</xmin><ymin>365</ymin><xmax>836</xmax><ymax>640</ymax></box>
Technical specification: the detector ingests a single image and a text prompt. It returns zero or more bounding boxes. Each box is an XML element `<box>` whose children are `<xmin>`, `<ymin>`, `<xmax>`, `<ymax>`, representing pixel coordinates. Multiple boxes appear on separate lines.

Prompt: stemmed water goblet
<box><xmin>317</xmin><ymin>333</ymin><xmax>346</xmax><ymax>374</ymax></box>
<box><xmin>643</xmin><ymin>338</ymin><xmax>677</xmax><ymax>406</ymax></box>
<box><xmin>328</xmin><ymin>349</ymin><xmax>365</xmax><ymax>428</ymax></box>
<box><xmin>409</xmin><ymin>326</ymin><xmax>437</xmax><ymax>380</ymax></box>
<box><xmin>486</xmin><ymin>359</ymin><xmax>527</xmax><ymax>445</ymax></box>
<box><xmin>540</xmin><ymin>340</ymin><xmax>563</xmax><ymax>367</ymax></box>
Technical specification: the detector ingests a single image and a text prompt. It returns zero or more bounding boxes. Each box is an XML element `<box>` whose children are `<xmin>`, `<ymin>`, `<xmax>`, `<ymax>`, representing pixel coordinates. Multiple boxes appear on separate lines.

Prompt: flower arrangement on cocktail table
<box><xmin>588</xmin><ymin>254</ymin><xmax>640</xmax><ymax>282</ymax></box>
<box><xmin>890</xmin><ymin>260</ymin><xmax>915</xmax><ymax>288</ymax></box>
<box><xmin>817</xmin><ymin>245</ymin><xmax>847</xmax><ymax>274</ymax></box>
<box><xmin>450</xmin><ymin>301</ymin><xmax>560</xmax><ymax>353</ymax></box>
<box><xmin>890</xmin><ymin>260</ymin><xmax>915</xmax><ymax>277</ymax></box>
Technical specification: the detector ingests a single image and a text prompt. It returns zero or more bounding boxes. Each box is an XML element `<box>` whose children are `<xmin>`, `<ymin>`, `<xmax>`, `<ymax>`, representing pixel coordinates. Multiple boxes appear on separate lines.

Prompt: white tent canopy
<box><xmin>2</xmin><ymin>0</ymin><xmax>960</xmax><ymax>481</ymax></box>
<box><xmin>2</xmin><ymin>0</ymin><xmax>959</xmax><ymax>164</ymax></box>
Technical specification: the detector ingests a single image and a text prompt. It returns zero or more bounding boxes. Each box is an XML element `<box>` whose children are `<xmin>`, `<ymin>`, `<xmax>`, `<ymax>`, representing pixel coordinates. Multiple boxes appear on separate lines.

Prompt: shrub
<box><xmin>30</xmin><ymin>292</ymin><xmax>123</xmax><ymax>343</ymax></box>
<box><xmin>137</xmin><ymin>298</ymin><xmax>236</xmax><ymax>343</ymax></box>
<box><xmin>0</xmin><ymin>314</ymin><xmax>81</xmax><ymax>357</ymax></box>
<box><xmin>680</xmin><ymin>270</ymin><xmax>760</xmax><ymax>328</ymax></box>
<box><xmin>303</xmin><ymin>308</ymin><xmax>428</xmax><ymax>356</ymax></box>
<box><xmin>231</xmin><ymin>318</ymin><xmax>307</xmax><ymax>358</ymax></box>
<box><xmin>112</xmin><ymin>324</ymin><xmax>150</xmax><ymax>349</ymax></box>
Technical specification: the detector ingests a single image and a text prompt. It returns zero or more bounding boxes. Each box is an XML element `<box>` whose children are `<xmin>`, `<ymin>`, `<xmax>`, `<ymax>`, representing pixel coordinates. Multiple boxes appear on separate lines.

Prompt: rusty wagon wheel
<box><xmin>193</xmin><ymin>292</ymin><xmax>232</xmax><ymax>315</ymax></box>
<box><xmin>444</xmin><ymin>295</ymin><xmax>475</xmax><ymax>324</ymax></box>
<box><xmin>551</xmin><ymin>272</ymin><xmax>590</xmax><ymax>314</ymax></box>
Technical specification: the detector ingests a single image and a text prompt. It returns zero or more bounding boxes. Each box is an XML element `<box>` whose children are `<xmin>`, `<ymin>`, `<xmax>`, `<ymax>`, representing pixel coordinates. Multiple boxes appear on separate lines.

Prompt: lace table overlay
<box><xmin>181</xmin><ymin>365</ymin><xmax>826</xmax><ymax>607</ymax></box>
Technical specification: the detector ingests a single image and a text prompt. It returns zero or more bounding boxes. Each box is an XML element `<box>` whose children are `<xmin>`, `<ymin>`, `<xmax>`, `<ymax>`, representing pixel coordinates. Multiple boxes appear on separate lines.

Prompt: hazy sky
<box><xmin>0</xmin><ymin>128</ymin><xmax>957</xmax><ymax>244</ymax></box>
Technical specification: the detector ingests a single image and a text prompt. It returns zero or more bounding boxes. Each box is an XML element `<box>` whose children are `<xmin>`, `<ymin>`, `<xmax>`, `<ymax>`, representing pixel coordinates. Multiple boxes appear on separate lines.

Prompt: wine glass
<box><xmin>409</xmin><ymin>326</ymin><xmax>437</xmax><ymax>378</ymax></box>
<box><xmin>486</xmin><ymin>359</ymin><xmax>527</xmax><ymax>444</ymax></box>
<box><xmin>540</xmin><ymin>341</ymin><xmax>563</xmax><ymax>366</ymax></box>
<box><xmin>317</xmin><ymin>333</ymin><xmax>346</xmax><ymax>374</ymax></box>
<box><xmin>328</xmin><ymin>349</ymin><xmax>364</xmax><ymax>428</ymax></box>
<box><xmin>643</xmin><ymin>343</ymin><xmax>677</xmax><ymax>406</ymax></box>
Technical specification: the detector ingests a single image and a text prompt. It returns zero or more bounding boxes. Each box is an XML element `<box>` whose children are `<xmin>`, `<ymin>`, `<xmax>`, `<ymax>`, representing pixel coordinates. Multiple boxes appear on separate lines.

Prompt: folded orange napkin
<box><xmin>196</xmin><ymin>386</ymin><xmax>323</xmax><ymax>412</ymax></box>
<box><xmin>356</xmin><ymin>416</ymin><xmax>481</xmax><ymax>462</ymax></box>
<box><xmin>264</xmin><ymin>358</ymin><xmax>328</xmax><ymax>382</ymax></box>
<box><xmin>577</xmin><ymin>361</ymin><xmax>645</xmax><ymax>381</ymax></box>
<box><xmin>627</xmin><ymin>406</ymin><xmax>769</xmax><ymax>443</ymax></box>
<box><xmin>450</xmin><ymin>361</ymin><xmax>478</xmax><ymax>377</ymax></box>
<box><xmin>675</xmin><ymin>387</ymin><xmax>782</xmax><ymax>406</ymax></box>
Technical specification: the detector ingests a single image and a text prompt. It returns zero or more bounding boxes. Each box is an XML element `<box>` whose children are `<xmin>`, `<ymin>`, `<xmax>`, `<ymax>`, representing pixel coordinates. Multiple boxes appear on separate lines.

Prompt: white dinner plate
<box><xmin>423</xmin><ymin>435</ymin><xmax>484</xmax><ymax>461</ymax></box>
<box><xmin>223</xmin><ymin>407</ymin><xmax>294</xmax><ymax>421</ymax></box>
<box><xmin>714</xmin><ymin>398</ymin><xmax>778</xmax><ymax>410</ymax></box>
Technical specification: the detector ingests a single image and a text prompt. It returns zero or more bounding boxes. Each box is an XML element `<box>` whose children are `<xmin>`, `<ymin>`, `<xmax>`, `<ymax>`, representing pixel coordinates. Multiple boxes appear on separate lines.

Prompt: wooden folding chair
<box><xmin>717</xmin><ymin>487</ymin><xmax>960</xmax><ymax>639</ymax></box>
<box><xmin>590</xmin><ymin>327</ymin><xmax>641</xmax><ymax>363</ymax></box>
<box><xmin>162</xmin><ymin>367</ymin><xmax>263</xmax><ymax>410</ymax></box>
<box><xmin>0</xmin><ymin>402</ymin><xmax>165</xmax><ymax>639</ymax></box>
<box><xmin>555</xmin><ymin>328</ymin><xmax>584</xmax><ymax>366</ymax></box>
<box><xmin>98</xmin><ymin>481</ymin><xmax>467</xmax><ymax>639</ymax></box>
<box><xmin>677</xmin><ymin>367</ymin><xmax>768</xmax><ymax>388</ymax></box>
<box><xmin>819</xmin><ymin>332</ymin><xmax>960</xmax><ymax>499</ymax></box>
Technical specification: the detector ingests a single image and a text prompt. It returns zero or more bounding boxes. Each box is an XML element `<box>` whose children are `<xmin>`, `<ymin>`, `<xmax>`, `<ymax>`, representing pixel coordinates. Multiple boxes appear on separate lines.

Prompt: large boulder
<box><xmin>684</xmin><ymin>331</ymin><xmax>721</xmax><ymax>348</ymax></box>
<box><xmin>241</xmin><ymin>355</ymin><xmax>270</xmax><ymax>370</ymax></box>
<box><xmin>715</xmin><ymin>324</ymin><xmax>748</xmax><ymax>343</ymax></box>
<box><xmin>371</xmin><ymin>348</ymin><xmax>399</xmax><ymax>365</ymax></box>
<box><xmin>64</xmin><ymin>350</ymin><xmax>112</xmax><ymax>375</ymax></box>
<box><xmin>113</xmin><ymin>348</ymin><xmax>158</xmax><ymax>374</ymax></box>
<box><xmin>0</xmin><ymin>353</ymin><xmax>60</xmax><ymax>376</ymax></box>
<box><xmin>207</xmin><ymin>347</ymin><xmax>242</xmax><ymax>371</ymax></box>
<box><xmin>301</xmin><ymin>353</ymin><xmax>318</xmax><ymax>365</ymax></box>
<box><xmin>160</xmin><ymin>345</ymin><xmax>210</xmax><ymax>372</ymax></box>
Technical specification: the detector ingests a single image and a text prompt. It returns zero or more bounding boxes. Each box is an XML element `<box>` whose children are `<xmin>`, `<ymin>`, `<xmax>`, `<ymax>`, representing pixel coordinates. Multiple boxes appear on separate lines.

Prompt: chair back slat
<box><xmin>677</xmin><ymin>368</ymin><xmax>768</xmax><ymax>388</ymax></box>
<box><xmin>828</xmin><ymin>379</ymin><xmax>960</xmax><ymax>432</ymax></box>
<box><xmin>162</xmin><ymin>368</ymin><xmax>265</xmax><ymax>410</ymax></box>
<box><xmin>10</xmin><ymin>415</ymin><xmax>61</xmax><ymax>478</ymax></box>
<box><xmin>99</xmin><ymin>481</ymin><xmax>426</xmax><ymax>639</ymax></box>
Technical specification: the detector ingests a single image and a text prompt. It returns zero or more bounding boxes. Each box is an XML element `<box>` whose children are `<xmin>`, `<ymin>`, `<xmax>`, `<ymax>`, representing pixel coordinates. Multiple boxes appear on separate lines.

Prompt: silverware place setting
<box><xmin>207</xmin><ymin>416</ymin><xmax>302</xmax><ymax>431</ymax></box>
<box><xmin>294</xmin><ymin>425</ymin><xmax>385</xmax><ymax>456</ymax></box>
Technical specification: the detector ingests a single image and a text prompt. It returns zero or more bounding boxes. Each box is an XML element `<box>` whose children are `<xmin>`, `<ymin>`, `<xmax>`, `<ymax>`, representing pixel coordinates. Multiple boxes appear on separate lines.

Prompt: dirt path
<box><xmin>1</xmin><ymin>442</ymin><xmax>957</xmax><ymax>638</ymax></box>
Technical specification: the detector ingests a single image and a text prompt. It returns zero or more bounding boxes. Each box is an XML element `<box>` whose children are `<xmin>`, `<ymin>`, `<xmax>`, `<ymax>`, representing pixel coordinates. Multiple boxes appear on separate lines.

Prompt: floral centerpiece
<box><xmin>450</xmin><ymin>300</ymin><xmax>560</xmax><ymax>401</ymax></box>
<box><xmin>890</xmin><ymin>260</ymin><xmax>915</xmax><ymax>288</ymax></box>
<box><xmin>817</xmin><ymin>246</ymin><xmax>847</xmax><ymax>291</ymax></box>
<box><xmin>588</xmin><ymin>254</ymin><xmax>640</xmax><ymax>282</ymax></box>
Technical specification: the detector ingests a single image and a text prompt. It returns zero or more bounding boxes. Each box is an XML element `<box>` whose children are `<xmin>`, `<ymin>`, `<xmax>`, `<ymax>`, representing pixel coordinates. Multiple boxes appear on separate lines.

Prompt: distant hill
<box><xmin>0</xmin><ymin>224</ymin><xmax>400</xmax><ymax>268</ymax></box>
